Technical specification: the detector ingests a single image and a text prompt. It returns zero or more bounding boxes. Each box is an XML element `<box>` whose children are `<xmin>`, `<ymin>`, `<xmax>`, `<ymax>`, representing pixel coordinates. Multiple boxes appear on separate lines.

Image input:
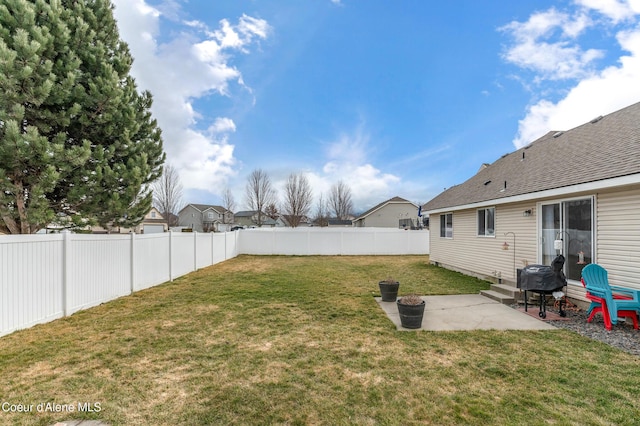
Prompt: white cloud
<box><xmin>501</xmin><ymin>1</ymin><xmax>640</xmax><ymax>147</ymax></box>
<box><xmin>511</xmin><ymin>9</ymin><xmax>640</xmax><ymax>147</ymax></box>
<box><xmin>319</xmin><ymin>125</ymin><xmax>400</xmax><ymax>210</ymax></box>
<box><xmin>209</xmin><ymin>117</ymin><xmax>237</xmax><ymax>134</ymax></box>
<box><xmin>500</xmin><ymin>8</ymin><xmax>602</xmax><ymax>81</ymax></box>
<box><xmin>575</xmin><ymin>0</ymin><xmax>638</xmax><ymax>22</ymax></box>
<box><xmin>112</xmin><ymin>0</ymin><xmax>270</xmax><ymax>194</ymax></box>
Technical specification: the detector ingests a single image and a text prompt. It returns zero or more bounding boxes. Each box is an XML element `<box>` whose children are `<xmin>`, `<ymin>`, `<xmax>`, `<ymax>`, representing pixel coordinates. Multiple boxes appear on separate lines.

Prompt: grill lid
<box><xmin>517</xmin><ymin>255</ymin><xmax>567</xmax><ymax>291</ymax></box>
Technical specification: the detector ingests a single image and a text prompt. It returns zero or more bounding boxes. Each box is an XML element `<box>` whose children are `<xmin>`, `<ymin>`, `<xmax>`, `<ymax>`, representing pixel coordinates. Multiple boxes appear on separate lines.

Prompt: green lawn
<box><xmin>1</xmin><ymin>255</ymin><xmax>639</xmax><ymax>425</ymax></box>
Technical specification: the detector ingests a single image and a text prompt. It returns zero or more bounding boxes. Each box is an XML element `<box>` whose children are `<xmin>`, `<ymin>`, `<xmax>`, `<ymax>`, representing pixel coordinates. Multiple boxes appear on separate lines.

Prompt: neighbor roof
<box><xmin>195</xmin><ymin>204</ymin><xmax>229</xmax><ymax>213</ymax></box>
<box><xmin>355</xmin><ymin>196</ymin><xmax>416</xmax><ymax>220</ymax></box>
<box><xmin>423</xmin><ymin>101</ymin><xmax>640</xmax><ymax>212</ymax></box>
<box><xmin>234</xmin><ymin>210</ymin><xmax>258</xmax><ymax>217</ymax></box>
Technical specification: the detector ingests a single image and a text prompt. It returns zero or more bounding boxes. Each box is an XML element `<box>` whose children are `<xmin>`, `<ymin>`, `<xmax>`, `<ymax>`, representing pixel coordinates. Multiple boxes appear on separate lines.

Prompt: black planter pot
<box><xmin>397</xmin><ymin>299</ymin><xmax>426</xmax><ymax>329</ymax></box>
<box><xmin>379</xmin><ymin>281</ymin><xmax>399</xmax><ymax>302</ymax></box>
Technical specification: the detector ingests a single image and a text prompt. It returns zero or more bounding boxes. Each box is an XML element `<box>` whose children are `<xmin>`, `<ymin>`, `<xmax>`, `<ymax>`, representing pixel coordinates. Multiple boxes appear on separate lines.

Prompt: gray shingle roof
<box><xmin>423</xmin><ymin>101</ymin><xmax>640</xmax><ymax>212</ymax></box>
<box><xmin>355</xmin><ymin>196</ymin><xmax>415</xmax><ymax>220</ymax></box>
<box><xmin>189</xmin><ymin>204</ymin><xmax>230</xmax><ymax>214</ymax></box>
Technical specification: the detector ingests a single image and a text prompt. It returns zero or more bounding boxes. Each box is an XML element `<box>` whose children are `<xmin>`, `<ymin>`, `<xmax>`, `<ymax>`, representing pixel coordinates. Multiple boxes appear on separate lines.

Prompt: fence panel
<box><xmin>211</xmin><ymin>233</ymin><xmax>227</xmax><ymax>265</ymax></box>
<box><xmin>237</xmin><ymin>229</ymin><xmax>275</xmax><ymax>255</ymax></box>
<box><xmin>171</xmin><ymin>233</ymin><xmax>196</xmax><ymax>278</ymax></box>
<box><xmin>196</xmin><ymin>233</ymin><xmax>213</xmax><ymax>269</ymax></box>
<box><xmin>273</xmin><ymin>229</ymin><xmax>310</xmax><ymax>255</ymax></box>
<box><xmin>0</xmin><ymin>235</ymin><xmax>64</xmax><ymax>336</ymax></box>
<box><xmin>66</xmin><ymin>234</ymin><xmax>132</xmax><ymax>315</ymax></box>
<box><xmin>408</xmin><ymin>231</ymin><xmax>430</xmax><ymax>254</ymax></box>
<box><xmin>306</xmin><ymin>229</ymin><xmax>345</xmax><ymax>255</ymax></box>
<box><xmin>238</xmin><ymin>228</ymin><xmax>430</xmax><ymax>256</ymax></box>
<box><xmin>135</xmin><ymin>233</ymin><xmax>171</xmax><ymax>291</ymax></box>
<box><xmin>342</xmin><ymin>229</ymin><xmax>377</xmax><ymax>254</ymax></box>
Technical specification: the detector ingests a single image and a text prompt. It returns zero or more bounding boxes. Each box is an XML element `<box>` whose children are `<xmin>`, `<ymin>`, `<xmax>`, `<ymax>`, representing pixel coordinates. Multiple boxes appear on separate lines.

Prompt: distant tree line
<box><xmin>243</xmin><ymin>168</ymin><xmax>353</xmax><ymax>227</ymax></box>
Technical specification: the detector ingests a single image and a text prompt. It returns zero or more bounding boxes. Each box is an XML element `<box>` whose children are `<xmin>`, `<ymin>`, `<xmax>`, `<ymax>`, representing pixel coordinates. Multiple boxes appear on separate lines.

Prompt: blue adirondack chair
<box><xmin>581</xmin><ymin>264</ymin><xmax>640</xmax><ymax>330</ymax></box>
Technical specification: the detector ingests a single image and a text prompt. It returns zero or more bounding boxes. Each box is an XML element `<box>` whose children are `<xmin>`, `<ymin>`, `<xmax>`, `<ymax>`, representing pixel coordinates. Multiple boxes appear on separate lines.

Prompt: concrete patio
<box><xmin>376</xmin><ymin>294</ymin><xmax>557</xmax><ymax>331</ymax></box>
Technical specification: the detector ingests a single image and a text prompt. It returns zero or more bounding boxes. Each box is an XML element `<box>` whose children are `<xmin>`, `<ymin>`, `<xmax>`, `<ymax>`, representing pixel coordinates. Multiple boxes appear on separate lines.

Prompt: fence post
<box><xmin>62</xmin><ymin>230</ymin><xmax>70</xmax><ymax>317</ymax></box>
<box><xmin>194</xmin><ymin>231</ymin><xmax>198</xmax><ymax>271</ymax></box>
<box><xmin>169</xmin><ymin>230</ymin><xmax>174</xmax><ymax>281</ymax></box>
<box><xmin>130</xmin><ymin>232</ymin><xmax>135</xmax><ymax>293</ymax></box>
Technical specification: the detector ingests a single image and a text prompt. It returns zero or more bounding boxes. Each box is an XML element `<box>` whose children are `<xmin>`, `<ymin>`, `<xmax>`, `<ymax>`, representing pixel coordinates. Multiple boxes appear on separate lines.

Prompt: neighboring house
<box><xmin>136</xmin><ymin>207</ymin><xmax>169</xmax><ymax>234</ymax></box>
<box><xmin>353</xmin><ymin>196</ymin><xmax>420</xmax><ymax>228</ymax></box>
<box><xmin>280</xmin><ymin>214</ymin><xmax>312</xmax><ymax>227</ymax></box>
<box><xmin>178</xmin><ymin>204</ymin><xmax>234</xmax><ymax>232</ymax></box>
<box><xmin>327</xmin><ymin>218</ymin><xmax>353</xmax><ymax>227</ymax></box>
<box><xmin>91</xmin><ymin>207</ymin><xmax>168</xmax><ymax>234</ymax></box>
<box><xmin>233</xmin><ymin>211</ymin><xmax>277</xmax><ymax>228</ymax></box>
<box><xmin>423</xmin><ymin>101</ymin><xmax>640</xmax><ymax>302</ymax></box>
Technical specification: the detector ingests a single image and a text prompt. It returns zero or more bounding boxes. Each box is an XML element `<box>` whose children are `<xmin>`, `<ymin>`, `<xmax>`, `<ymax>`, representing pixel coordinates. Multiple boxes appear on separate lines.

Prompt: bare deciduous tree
<box><xmin>152</xmin><ymin>164</ymin><xmax>183</xmax><ymax>227</ymax></box>
<box><xmin>222</xmin><ymin>187</ymin><xmax>236</xmax><ymax>224</ymax></box>
<box><xmin>244</xmin><ymin>169</ymin><xmax>276</xmax><ymax>226</ymax></box>
<box><xmin>328</xmin><ymin>180</ymin><xmax>353</xmax><ymax>220</ymax></box>
<box><xmin>265</xmin><ymin>203</ymin><xmax>279</xmax><ymax>220</ymax></box>
<box><xmin>282</xmin><ymin>172</ymin><xmax>313</xmax><ymax>227</ymax></box>
<box><xmin>313</xmin><ymin>193</ymin><xmax>329</xmax><ymax>227</ymax></box>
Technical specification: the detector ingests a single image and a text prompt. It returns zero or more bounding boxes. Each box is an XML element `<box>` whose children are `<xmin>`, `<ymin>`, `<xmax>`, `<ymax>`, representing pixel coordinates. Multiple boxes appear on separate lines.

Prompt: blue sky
<box><xmin>111</xmin><ymin>0</ymin><xmax>640</xmax><ymax>214</ymax></box>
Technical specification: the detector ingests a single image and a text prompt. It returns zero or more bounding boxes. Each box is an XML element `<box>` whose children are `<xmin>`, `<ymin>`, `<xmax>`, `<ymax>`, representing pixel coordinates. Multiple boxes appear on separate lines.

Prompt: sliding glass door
<box><xmin>539</xmin><ymin>198</ymin><xmax>593</xmax><ymax>282</ymax></box>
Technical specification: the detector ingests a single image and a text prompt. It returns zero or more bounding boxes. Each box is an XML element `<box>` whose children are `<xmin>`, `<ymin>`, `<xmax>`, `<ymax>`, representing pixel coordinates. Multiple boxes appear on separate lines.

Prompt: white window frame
<box><xmin>477</xmin><ymin>207</ymin><xmax>495</xmax><ymax>237</ymax></box>
<box><xmin>440</xmin><ymin>213</ymin><xmax>453</xmax><ymax>238</ymax></box>
<box><xmin>537</xmin><ymin>195</ymin><xmax>595</xmax><ymax>283</ymax></box>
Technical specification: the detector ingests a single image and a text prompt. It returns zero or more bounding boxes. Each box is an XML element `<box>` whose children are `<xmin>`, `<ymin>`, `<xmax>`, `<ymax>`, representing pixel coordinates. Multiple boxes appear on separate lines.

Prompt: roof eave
<box><xmin>355</xmin><ymin>200</ymin><xmax>419</xmax><ymax>220</ymax></box>
<box><xmin>424</xmin><ymin>173</ymin><xmax>640</xmax><ymax>215</ymax></box>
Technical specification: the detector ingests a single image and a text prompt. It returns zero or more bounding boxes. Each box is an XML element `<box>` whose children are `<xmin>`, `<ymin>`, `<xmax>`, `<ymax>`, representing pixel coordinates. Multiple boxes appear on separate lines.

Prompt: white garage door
<box><xmin>143</xmin><ymin>224</ymin><xmax>165</xmax><ymax>234</ymax></box>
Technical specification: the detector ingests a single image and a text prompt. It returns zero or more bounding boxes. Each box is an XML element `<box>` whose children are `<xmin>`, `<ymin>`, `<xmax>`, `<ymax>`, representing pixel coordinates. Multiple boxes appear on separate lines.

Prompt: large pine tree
<box><xmin>0</xmin><ymin>0</ymin><xmax>164</xmax><ymax>234</ymax></box>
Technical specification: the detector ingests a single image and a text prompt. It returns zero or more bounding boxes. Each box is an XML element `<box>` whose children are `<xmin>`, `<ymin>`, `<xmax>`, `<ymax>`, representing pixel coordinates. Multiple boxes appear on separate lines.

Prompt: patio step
<box><xmin>480</xmin><ymin>289</ymin><xmax>516</xmax><ymax>305</ymax></box>
<box><xmin>480</xmin><ymin>283</ymin><xmax>523</xmax><ymax>305</ymax></box>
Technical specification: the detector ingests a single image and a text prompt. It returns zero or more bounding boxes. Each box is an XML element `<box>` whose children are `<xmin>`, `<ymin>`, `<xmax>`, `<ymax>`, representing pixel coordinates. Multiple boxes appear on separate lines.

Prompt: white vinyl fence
<box><xmin>1</xmin><ymin>228</ymin><xmax>428</xmax><ymax>337</ymax></box>
<box><xmin>239</xmin><ymin>227</ymin><xmax>429</xmax><ymax>255</ymax></box>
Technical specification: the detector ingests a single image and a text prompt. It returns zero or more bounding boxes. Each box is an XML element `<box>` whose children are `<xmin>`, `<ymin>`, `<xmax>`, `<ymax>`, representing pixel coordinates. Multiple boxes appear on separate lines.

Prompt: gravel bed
<box><xmin>543</xmin><ymin>308</ymin><xmax>640</xmax><ymax>357</ymax></box>
<box><xmin>509</xmin><ymin>301</ymin><xmax>640</xmax><ymax>356</ymax></box>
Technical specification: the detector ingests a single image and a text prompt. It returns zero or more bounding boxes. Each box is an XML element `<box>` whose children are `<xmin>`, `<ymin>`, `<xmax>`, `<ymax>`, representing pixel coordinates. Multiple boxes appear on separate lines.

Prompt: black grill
<box><xmin>517</xmin><ymin>255</ymin><xmax>567</xmax><ymax>318</ymax></box>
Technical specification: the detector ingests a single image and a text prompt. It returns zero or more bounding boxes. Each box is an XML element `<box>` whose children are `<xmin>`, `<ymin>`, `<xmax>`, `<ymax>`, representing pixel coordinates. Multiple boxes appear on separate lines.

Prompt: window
<box><xmin>207</xmin><ymin>212</ymin><xmax>214</xmax><ymax>220</ymax></box>
<box><xmin>440</xmin><ymin>213</ymin><xmax>453</xmax><ymax>238</ymax></box>
<box><xmin>151</xmin><ymin>211</ymin><xmax>156</xmax><ymax>218</ymax></box>
<box><xmin>477</xmin><ymin>207</ymin><xmax>495</xmax><ymax>236</ymax></box>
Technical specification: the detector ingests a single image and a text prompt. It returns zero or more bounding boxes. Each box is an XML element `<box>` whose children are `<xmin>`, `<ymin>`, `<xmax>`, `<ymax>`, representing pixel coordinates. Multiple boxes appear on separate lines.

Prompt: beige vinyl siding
<box><xmin>596</xmin><ymin>186</ymin><xmax>640</xmax><ymax>290</ymax></box>
<box><xmin>364</xmin><ymin>203</ymin><xmax>417</xmax><ymax>228</ymax></box>
<box><xmin>429</xmin><ymin>202</ymin><xmax>538</xmax><ymax>284</ymax></box>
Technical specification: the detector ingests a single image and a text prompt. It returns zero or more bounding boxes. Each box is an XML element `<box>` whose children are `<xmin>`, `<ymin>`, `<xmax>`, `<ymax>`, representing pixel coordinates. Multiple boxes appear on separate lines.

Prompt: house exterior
<box><xmin>89</xmin><ymin>207</ymin><xmax>168</xmax><ymax>234</ymax></box>
<box><xmin>178</xmin><ymin>204</ymin><xmax>234</xmax><ymax>232</ymax></box>
<box><xmin>327</xmin><ymin>218</ymin><xmax>353</xmax><ymax>227</ymax></box>
<box><xmin>423</xmin><ymin>101</ymin><xmax>640</xmax><ymax>302</ymax></box>
<box><xmin>136</xmin><ymin>207</ymin><xmax>169</xmax><ymax>234</ymax></box>
<box><xmin>87</xmin><ymin>207</ymin><xmax>169</xmax><ymax>234</ymax></box>
<box><xmin>353</xmin><ymin>196</ymin><xmax>420</xmax><ymax>228</ymax></box>
<box><xmin>280</xmin><ymin>215</ymin><xmax>312</xmax><ymax>227</ymax></box>
<box><xmin>233</xmin><ymin>211</ymin><xmax>277</xmax><ymax>228</ymax></box>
